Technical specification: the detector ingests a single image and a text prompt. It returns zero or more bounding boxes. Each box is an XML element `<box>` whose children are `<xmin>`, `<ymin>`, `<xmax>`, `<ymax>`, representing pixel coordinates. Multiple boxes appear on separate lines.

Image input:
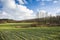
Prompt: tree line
<box><xmin>0</xmin><ymin>16</ymin><xmax>60</xmax><ymax>27</ymax></box>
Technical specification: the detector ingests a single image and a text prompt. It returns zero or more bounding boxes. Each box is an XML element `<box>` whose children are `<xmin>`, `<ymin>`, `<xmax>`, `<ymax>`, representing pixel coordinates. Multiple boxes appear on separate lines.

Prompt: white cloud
<box><xmin>36</xmin><ymin>0</ymin><xmax>53</xmax><ymax>1</ymax></box>
<box><xmin>38</xmin><ymin>10</ymin><xmax>48</xmax><ymax>18</ymax></box>
<box><xmin>0</xmin><ymin>11</ymin><xmax>14</xmax><ymax>19</ymax></box>
<box><xmin>2</xmin><ymin>0</ymin><xmax>16</xmax><ymax>9</ymax></box>
<box><xmin>0</xmin><ymin>0</ymin><xmax>36</xmax><ymax>20</ymax></box>
<box><xmin>40</xmin><ymin>10</ymin><xmax>46</xmax><ymax>13</ymax></box>
<box><xmin>41</xmin><ymin>0</ymin><xmax>53</xmax><ymax>1</ymax></box>
<box><xmin>17</xmin><ymin>0</ymin><xmax>28</xmax><ymax>4</ymax></box>
<box><xmin>53</xmin><ymin>0</ymin><xmax>58</xmax><ymax>4</ymax></box>
<box><xmin>41</xmin><ymin>2</ymin><xmax>45</xmax><ymax>6</ymax></box>
<box><xmin>54</xmin><ymin>8</ymin><xmax>60</xmax><ymax>16</ymax></box>
<box><xmin>23</xmin><ymin>0</ymin><xmax>28</xmax><ymax>4</ymax></box>
<box><xmin>18</xmin><ymin>0</ymin><xmax>24</xmax><ymax>4</ymax></box>
<box><xmin>55</xmin><ymin>8</ymin><xmax>60</xmax><ymax>13</ymax></box>
<box><xmin>38</xmin><ymin>9</ymin><xmax>57</xmax><ymax>17</ymax></box>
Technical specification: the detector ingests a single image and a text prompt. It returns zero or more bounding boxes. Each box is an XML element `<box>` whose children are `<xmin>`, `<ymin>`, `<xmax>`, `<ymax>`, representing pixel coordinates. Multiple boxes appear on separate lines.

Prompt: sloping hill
<box><xmin>0</xmin><ymin>16</ymin><xmax>60</xmax><ymax>26</ymax></box>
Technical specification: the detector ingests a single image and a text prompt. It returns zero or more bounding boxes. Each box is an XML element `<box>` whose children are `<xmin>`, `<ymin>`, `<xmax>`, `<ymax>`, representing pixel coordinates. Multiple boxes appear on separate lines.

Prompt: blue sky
<box><xmin>15</xmin><ymin>0</ymin><xmax>60</xmax><ymax>12</ymax></box>
<box><xmin>15</xmin><ymin>0</ymin><xmax>60</xmax><ymax>17</ymax></box>
<box><xmin>0</xmin><ymin>0</ymin><xmax>60</xmax><ymax>20</ymax></box>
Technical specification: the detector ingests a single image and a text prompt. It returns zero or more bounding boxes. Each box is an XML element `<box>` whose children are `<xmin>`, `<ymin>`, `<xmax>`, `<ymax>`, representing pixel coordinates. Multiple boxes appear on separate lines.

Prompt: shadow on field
<box><xmin>0</xmin><ymin>35</ymin><xmax>3</xmax><ymax>40</ymax></box>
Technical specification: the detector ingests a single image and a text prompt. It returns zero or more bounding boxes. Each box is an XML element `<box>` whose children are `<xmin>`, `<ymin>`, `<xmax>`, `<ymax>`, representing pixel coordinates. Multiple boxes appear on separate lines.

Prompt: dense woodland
<box><xmin>37</xmin><ymin>16</ymin><xmax>60</xmax><ymax>26</ymax></box>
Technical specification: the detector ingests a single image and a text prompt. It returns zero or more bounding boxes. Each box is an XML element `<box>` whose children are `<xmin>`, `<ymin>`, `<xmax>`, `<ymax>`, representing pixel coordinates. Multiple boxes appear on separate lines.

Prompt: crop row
<box><xmin>0</xmin><ymin>28</ymin><xmax>60</xmax><ymax>40</ymax></box>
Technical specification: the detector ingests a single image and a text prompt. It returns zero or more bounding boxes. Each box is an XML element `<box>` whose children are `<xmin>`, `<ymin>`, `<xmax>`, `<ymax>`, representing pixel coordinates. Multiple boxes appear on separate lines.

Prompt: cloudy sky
<box><xmin>0</xmin><ymin>0</ymin><xmax>60</xmax><ymax>20</ymax></box>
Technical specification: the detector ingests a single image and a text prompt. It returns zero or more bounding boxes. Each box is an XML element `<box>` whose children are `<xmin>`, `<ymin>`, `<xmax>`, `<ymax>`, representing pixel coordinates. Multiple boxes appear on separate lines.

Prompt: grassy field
<box><xmin>0</xmin><ymin>23</ymin><xmax>33</xmax><ymax>29</ymax></box>
<box><xmin>0</xmin><ymin>23</ymin><xmax>60</xmax><ymax>40</ymax></box>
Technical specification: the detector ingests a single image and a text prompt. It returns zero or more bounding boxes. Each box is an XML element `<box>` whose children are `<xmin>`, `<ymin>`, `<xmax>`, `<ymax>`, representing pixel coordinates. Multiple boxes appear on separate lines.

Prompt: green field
<box><xmin>0</xmin><ymin>23</ymin><xmax>33</xmax><ymax>29</ymax></box>
<box><xmin>0</xmin><ymin>23</ymin><xmax>60</xmax><ymax>40</ymax></box>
